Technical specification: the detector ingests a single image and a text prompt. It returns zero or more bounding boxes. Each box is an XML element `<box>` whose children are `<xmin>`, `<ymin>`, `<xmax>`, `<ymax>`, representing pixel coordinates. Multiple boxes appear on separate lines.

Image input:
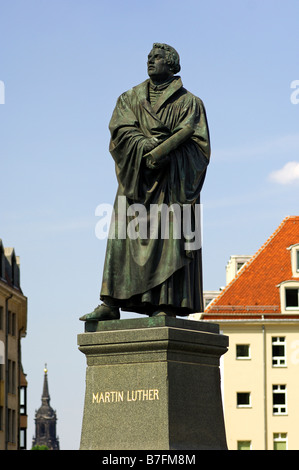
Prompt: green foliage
<box><xmin>31</xmin><ymin>445</ymin><xmax>49</xmax><ymax>450</ymax></box>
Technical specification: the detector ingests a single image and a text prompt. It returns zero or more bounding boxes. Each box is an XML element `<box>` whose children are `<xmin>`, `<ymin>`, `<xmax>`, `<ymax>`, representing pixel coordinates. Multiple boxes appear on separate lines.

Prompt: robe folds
<box><xmin>100</xmin><ymin>76</ymin><xmax>210</xmax><ymax>315</ymax></box>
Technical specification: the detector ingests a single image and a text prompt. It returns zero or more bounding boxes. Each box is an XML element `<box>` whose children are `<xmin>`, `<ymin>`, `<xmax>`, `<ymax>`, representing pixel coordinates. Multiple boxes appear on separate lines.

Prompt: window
<box><xmin>204</xmin><ymin>298</ymin><xmax>213</xmax><ymax>308</ymax></box>
<box><xmin>11</xmin><ymin>252</ymin><xmax>16</xmax><ymax>286</ymax></box>
<box><xmin>273</xmin><ymin>433</ymin><xmax>287</xmax><ymax>450</ymax></box>
<box><xmin>8</xmin><ymin>409</ymin><xmax>16</xmax><ymax>443</ymax></box>
<box><xmin>203</xmin><ymin>292</ymin><xmax>219</xmax><ymax>309</ymax></box>
<box><xmin>20</xmin><ymin>386</ymin><xmax>27</xmax><ymax>415</ymax></box>
<box><xmin>8</xmin><ymin>360</ymin><xmax>16</xmax><ymax>394</ymax></box>
<box><xmin>7</xmin><ymin>311</ymin><xmax>16</xmax><ymax>336</ymax></box>
<box><xmin>40</xmin><ymin>423</ymin><xmax>46</xmax><ymax>436</ymax></box>
<box><xmin>288</xmin><ymin>244</ymin><xmax>299</xmax><ymax>277</ymax></box>
<box><xmin>279</xmin><ymin>281</ymin><xmax>299</xmax><ymax>313</ymax></box>
<box><xmin>285</xmin><ymin>288</ymin><xmax>299</xmax><ymax>309</ymax></box>
<box><xmin>12</xmin><ymin>361</ymin><xmax>15</xmax><ymax>393</ymax></box>
<box><xmin>273</xmin><ymin>385</ymin><xmax>287</xmax><ymax>414</ymax></box>
<box><xmin>237</xmin><ymin>262</ymin><xmax>245</xmax><ymax>271</ymax></box>
<box><xmin>237</xmin><ymin>440</ymin><xmax>251</xmax><ymax>450</ymax></box>
<box><xmin>236</xmin><ymin>344</ymin><xmax>250</xmax><ymax>359</ymax></box>
<box><xmin>11</xmin><ymin>313</ymin><xmax>16</xmax><ymax>336</ymax></box>
<box><xmin>0</xmin><ymin>342</ymin><xmax>4</xmax><ymax>369</ymax></box>
<box><xmin>237</xmin><ymin>392</ymin><xmax>251</xmax><ymax>408</ymax></box>
<box><xmin>272</xmin><ymin>337</ymin><xmax>286</xmax><ymax>366</ymax></box>
<box><xmin>19</xmin><ymin>428</ymin><xmax>27</xmax><ymax>450</ymax></box>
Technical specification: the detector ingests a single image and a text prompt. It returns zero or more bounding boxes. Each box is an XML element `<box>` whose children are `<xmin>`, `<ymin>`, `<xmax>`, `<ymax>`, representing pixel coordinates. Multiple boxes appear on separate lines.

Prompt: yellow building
<box><xmin>195</xmin><ymin>216</ymin><xmax>299</xmax><ymax>450</ymax></box>
<box><xmin>0</xmin><ymin>240</ymin><xmax>28</xmax><ymax>450</ymax></box>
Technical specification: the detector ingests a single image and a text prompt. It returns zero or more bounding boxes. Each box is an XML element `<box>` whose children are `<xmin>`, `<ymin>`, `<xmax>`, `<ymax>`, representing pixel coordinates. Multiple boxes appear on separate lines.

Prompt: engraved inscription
<box><xmin>92</xmin><ymin>389</ymin><xmax>159</xmax><ymax>404</ymax></box>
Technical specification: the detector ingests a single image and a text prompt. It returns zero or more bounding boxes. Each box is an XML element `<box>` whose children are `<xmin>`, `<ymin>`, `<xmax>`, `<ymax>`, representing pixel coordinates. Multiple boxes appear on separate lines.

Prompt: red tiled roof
<box><xmin>203</xmin><ymin>216</ymin><xmax>299</xmax><ymax>320</ymax></box>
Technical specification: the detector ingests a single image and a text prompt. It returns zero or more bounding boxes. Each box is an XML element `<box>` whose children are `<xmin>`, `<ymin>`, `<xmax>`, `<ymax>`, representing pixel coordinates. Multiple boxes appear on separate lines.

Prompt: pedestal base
<box><xmin>78</xmin><ymin>316</ymin><xmax>228</xmax><ymax>450</ymax></box>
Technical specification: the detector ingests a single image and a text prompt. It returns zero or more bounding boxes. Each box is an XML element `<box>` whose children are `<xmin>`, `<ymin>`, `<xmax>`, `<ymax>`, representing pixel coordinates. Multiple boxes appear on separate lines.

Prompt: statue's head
<box><xmin>152</xmin><ymin>43</ymin><xmax>181</xmax><ymax>74</ymax></box>
<box><xmin>147</xmin><ymin>43</ymin><xmax>180</xmax><ymax>83</ymax></box>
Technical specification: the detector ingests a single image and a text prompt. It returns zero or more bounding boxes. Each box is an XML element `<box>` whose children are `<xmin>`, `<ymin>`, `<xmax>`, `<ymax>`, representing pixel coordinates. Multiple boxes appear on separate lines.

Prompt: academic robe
<box><xmin>100</xmin><ymin>76</ymin><xmax>210</xmax><ymax>315</ymax></box>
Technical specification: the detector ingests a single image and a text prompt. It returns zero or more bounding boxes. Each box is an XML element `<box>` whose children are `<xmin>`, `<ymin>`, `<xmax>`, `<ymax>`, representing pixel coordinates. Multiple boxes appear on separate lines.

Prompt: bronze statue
<box><xmin>80</xmin><ymin>43</ymin><xmax>210</xmax><ymax>322</ymax></box>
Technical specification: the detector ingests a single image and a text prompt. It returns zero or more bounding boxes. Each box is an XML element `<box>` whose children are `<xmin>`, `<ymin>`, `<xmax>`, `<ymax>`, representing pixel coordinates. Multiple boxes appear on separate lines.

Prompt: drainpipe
<box><xmin>262</xmin><ymin>320</ymin><xmax>268</xmax><ymax>450</ymax></box>
<box><xmin>5</xmin><ymin>293</ymin><xmax>13</xmax><ymax>450</ymax></box>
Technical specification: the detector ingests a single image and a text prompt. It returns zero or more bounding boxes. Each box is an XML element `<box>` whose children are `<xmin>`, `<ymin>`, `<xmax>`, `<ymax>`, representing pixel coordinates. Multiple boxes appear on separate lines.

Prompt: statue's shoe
<box><xmin>79</xmin><ymin>304</ymin><xmax>120</xmax><ymax>321</ymax></box>
<box><xmin>152</xmin><ymin>310</ymin><xmax>176</xmax><ymax>317</ymax></box>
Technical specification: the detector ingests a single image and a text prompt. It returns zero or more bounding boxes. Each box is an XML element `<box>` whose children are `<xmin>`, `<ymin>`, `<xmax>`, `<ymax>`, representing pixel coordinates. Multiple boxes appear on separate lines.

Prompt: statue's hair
<box><xmin>152</xmin><ymin>43</ymin><xmax>181</xmax><ymax>74</ymax></box>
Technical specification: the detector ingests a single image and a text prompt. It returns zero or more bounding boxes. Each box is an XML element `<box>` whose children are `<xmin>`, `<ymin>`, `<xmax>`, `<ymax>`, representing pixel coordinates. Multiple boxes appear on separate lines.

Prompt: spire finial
<box><xmin>42</xmin><ymin>363</ymin><xmax>50</xmax><ymax>405</ymax></box>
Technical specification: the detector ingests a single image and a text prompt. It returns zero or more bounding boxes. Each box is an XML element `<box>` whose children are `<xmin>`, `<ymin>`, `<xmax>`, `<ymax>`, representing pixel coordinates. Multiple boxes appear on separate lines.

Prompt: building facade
<box><xmin>193</xmin><ymin>216</ymin><xmax>299</xmax><ymax>450</ymax></box>
<box><xmin>0</xmin><ymin>240</ymin><xmax>28</xmax><ymax>450</ymax></box>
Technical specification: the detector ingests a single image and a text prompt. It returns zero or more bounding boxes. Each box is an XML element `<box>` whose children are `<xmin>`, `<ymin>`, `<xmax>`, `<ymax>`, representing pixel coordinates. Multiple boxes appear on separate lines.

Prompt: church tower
<box><xmin>32</xmin><ymin>365</ymin><xmax>60</xmax><ymax>450</ymax></box>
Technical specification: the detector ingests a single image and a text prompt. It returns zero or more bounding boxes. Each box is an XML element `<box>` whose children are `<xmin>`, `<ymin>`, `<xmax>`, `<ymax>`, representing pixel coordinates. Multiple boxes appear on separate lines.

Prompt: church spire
<box><xmin>42</xmin><ymin>364</ymin><xmax>50</xmax><ymax>406</ymax></box>
<box><xmin>32</xmin><ymin>364</ymin><xmax>60</xmax><ymax>450</ymax></box>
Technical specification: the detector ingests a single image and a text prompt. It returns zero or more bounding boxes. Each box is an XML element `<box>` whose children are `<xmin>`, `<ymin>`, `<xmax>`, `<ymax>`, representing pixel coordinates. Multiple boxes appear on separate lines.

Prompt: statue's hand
<box><xmin>145</xmin><ymin>156</ymin><xmax>157</xmax><ymax>169</ymax></box>
<box><xmin>143</xmin><ymin>137</ymin><xmax>160</xmax><ymax>154</ymax></box>
<box><xmin>143</xmin><ymin>135</ymin><xmax>170</xmax><ymax>169</ymax></box>
<box><xmin>145</xmin><ymin>154</ymin><xmax>169</xmax><ymax>170</ymax></box>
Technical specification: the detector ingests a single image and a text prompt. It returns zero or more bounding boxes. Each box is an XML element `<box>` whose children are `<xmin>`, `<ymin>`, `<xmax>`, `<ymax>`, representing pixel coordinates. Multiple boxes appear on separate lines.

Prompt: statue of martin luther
<box><xmin>80</xmin><ymin>43</ymin><xmax>210</xmax><ymax>322</ymax></box>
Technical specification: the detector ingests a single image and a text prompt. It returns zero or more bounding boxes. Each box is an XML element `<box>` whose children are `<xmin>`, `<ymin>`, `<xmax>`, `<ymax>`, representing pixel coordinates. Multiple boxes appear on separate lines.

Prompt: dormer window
<box><xmin>278</xmin><ymin>280</ymin><xmax>299</xmax><ymax>313</ymax></box>
<box><xmin>287</xmin><ymin>243</ymin><xmax>299</xmax><ymax>277</ymax></box>
<box><xmin>285</xmin><ymin>287</ymin><xmax>299</xmax><ymax>310</ymax></box>
<box><xmin>278</xmin><ymin>244</ymin><xmax>299</xmax><ymax>312</ymax></box>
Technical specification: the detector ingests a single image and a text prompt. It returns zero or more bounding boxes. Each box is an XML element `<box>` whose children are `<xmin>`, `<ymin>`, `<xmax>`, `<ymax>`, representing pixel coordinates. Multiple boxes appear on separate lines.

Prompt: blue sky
<box><xmin>0</xmin><ymin>0</ymin><xmax>298</xmax><ymax>449</ymax></box>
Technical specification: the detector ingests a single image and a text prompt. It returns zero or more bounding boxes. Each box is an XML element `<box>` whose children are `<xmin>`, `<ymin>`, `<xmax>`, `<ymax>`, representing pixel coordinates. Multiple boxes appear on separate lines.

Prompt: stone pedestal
<box><xmin>78</xmin><ymin>316</ymin><xmax>228</xmax><ymax>450</ymax></box>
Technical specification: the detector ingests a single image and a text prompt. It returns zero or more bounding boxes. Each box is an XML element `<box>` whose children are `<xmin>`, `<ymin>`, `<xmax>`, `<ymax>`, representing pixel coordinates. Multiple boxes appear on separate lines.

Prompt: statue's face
<box><xmin>147</xmin><ymin>48</ymin><xmax>173</xmax><ymax>82</ymax></box>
